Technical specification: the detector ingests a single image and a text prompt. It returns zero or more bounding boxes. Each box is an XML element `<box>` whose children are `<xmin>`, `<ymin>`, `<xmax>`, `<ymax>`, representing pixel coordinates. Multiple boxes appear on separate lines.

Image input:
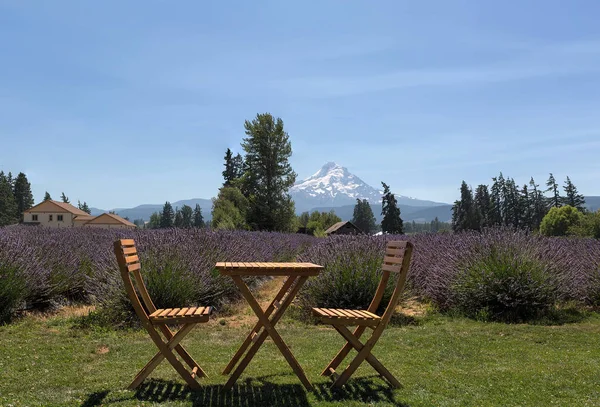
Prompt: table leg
<box><xmin>224</xmin><ymin>275</ymin><xmax>313</xmax><ymax>391</ymax></box>
<box><xmin>222</xmin><ymin>276</ymin><xmax>296</xmax><ymax>375</ymax></box>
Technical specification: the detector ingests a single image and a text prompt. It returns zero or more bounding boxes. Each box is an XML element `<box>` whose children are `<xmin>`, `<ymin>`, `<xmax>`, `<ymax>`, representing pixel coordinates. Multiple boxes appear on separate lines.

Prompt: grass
<box><xmin>1</xmin><ymin>306</ymin><xmax>600</xmax><ymax>407</ymax></box>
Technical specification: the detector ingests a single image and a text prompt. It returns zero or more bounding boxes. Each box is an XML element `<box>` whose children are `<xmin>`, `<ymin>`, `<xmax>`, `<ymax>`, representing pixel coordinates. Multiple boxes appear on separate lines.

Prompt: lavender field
<box><xmin>1</xmin><ymin>226</ymin><xmax>600</xmax><ymax>324</ymax></box>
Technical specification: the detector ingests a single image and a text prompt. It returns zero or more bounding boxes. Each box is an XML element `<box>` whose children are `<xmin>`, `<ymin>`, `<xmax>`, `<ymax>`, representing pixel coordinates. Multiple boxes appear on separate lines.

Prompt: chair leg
<box><xmin>159</xmin><ymin>324</ymin><xmax>207</xmax><ymax>378</ymax></box>
<box><xmin>321</xmin><ymin>325</ymin><xmax>368</xmax><ymax>376</ymax></box>
<box><xmin>332</xmin><ymin>325</ymin><xmax>401</xmax><ymax>388</ymax></box>
<box><xmin>129</xmin><ymin>323</ymin><xmax>201</xmax><ymax>390</ymax></box>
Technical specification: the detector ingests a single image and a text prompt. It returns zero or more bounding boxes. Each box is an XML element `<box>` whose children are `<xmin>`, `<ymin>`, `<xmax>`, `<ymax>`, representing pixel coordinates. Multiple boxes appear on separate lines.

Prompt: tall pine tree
<box><xmin>528</xmin><ymin>177</ymin><xmax>547</xmax><ymax>230</ymax></box>
<box><xmin>352</xmin><ymin>199</ymin><xmax>376</xmax><ymax>234</ymax></box>
<box><xmin>546</xmin><ymin>173</ymin><xmax>561</xmax><ymax>208</ymax></box>
<box><xmin>174</xmin><ymin>207</ymin><xmax>183</xmax><ymax>228</ymax></box>
<box><xmin>380</xmin><ymin>182</ymin><xmax>403</xmax><ymax>234</ymax></box>
<box><xmin>193</xmin><ymin>204</ymin><xmax>204</xmax><ymax>228</ymax></box>
<box><xmin>241</xmin><ymin>113</ymin><xmax>297</xmax><ymax>231</ymax></box>
<box><xmin>474</xmin><ymin>184</ymin><xmax>491</xmax><ymax>228</ymax></box>
<box><xmin>489</xmin><ymin>175</ymin><xmax>504</xmax><ymax>226</ymax></box>
<box><xmin>0</xmin><ymin>171</ymin><xmax>17</xmax><ymax>226</ymax></box>
<box><xmin>43</xmin><ymin>192</ymin><xmax>52</xmax><ymax>201</ymax></box>
<box><xmin>160</xmin><ymin>201</ymin><xmax>174</xmax><ymax>228</ymax></box>
<box><xmin>452</xmin><ymin>181</ymin><xmax>479</xmax><ymax>231</ymax></box>
<box><xmin>562</xmin><ymin>176</ymin><xmax>586</xmax><ymax>211</ymax></box>
<box><xmin>222</xmin><ymin>148</ymin><xmax>236</xmax><ymax>186</ymax></box>
<box><xmin>13</xmin><ymin>172</ymin><xmax>34</xmax><ymax>222</ymax></box>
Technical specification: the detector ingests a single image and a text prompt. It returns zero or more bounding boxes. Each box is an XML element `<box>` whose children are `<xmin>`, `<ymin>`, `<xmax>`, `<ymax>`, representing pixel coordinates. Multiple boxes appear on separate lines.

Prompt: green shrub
<box><xmin>540</xmin><ymin>206</ymin><xmax>583</xmax><ymax>237</ymax></box>
<box><xmin>450</xmin><ymin>246</ymin><xmax>558</xmax><ymax>322</ymax></box>
<box><xmin>0</xmin><ymin>263</ymin><xmax>28</xmax><ymax>324</ymax></box>
<box><xmin>568</xmin><ymin>210</ymin><xmax>600</xmax><ymax>238</ymax></box>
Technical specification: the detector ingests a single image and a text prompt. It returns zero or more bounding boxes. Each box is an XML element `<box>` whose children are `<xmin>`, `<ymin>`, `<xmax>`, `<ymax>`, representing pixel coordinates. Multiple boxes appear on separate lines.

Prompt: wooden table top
<box><xmin>215</xmin><ymin>262</ymin><xmax>323</xmax><ymax>276</ymax></box>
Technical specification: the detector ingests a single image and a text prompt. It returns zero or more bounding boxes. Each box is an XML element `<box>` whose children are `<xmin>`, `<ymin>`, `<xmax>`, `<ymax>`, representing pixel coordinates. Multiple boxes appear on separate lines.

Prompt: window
<box><xmin>49</xmin><ymin>214</ymin><xmax>53</xmax><ymax>221</ymax></box>
<box><xmin>57</xmin><ymin>215</ymin><xmax>64</xmax><ymax>222</ymax></box>
<box><xmin>32</xmin><ymin>214</ymin><xmax>38</xmax><ymax>221</ymax></box>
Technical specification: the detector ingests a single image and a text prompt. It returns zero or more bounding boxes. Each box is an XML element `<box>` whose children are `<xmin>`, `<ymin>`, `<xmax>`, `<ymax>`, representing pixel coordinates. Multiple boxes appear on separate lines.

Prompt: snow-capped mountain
<box><xmin>290</xmin><ymin>162</ymin><xmax>446</xmax><ymax>212</ymax></box>
<box><xmin>290</xmin><ymin>162</ymin><xmax>382</xmax><ymax>211</ymax></box>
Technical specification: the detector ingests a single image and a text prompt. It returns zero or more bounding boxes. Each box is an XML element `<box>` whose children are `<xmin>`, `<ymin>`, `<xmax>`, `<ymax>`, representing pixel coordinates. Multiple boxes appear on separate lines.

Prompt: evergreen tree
<box><xmin>6</xmin><ymin>172</ymin><xmax>14</xmax><ymax>189</ymax></box>
<box><xmin>474</xmin><ymin>184</ymin><xmax>491</xmax><ymax>228</ymax></box>
<box><xmin>241</xmin><ymin>113</ymin><xmax>297</xmax><ymax>231</ymax></box>
<box><xmin>380</xmin><ymin>182</ymin><xmax>403</xmax><ymax>234</ymax></box>
<box><xmin>44</xmin><ymin>192</ymin><xmax>52</xmax><ymax>201</ymax></box>
<box><xmin>489</xmin><ymin>174</ymin><xmax>504</xmax><ymax>226</ymax></box>
<box><xmin>430</xmin><ymin>216</ymin><xmax>441</xmax><ymax>233</ymax></box>
<box><xmin>60</xmin><ymin>192</ymin><xmax>70</xmax><ymax>204</ymax></box>
<box><xmin>77</xmin><ymin>200</ymin><xmax>91</xmax><ymax>215</ymax></box>
<box><xmin>193</xmin><ymin>204</ymin><xmax>205</xmax><ymax>228</ymax></box>
<box><xmin>232</xmin><ymin>153</ymin><xmax>244</xmax><ymax>180</ymax></box>
<box><xmin>174</xmin><ymin>207</ymin><xmax>183</xmax><ymax>228</ymax></box>
<box><xmin>562</xmin><ymin>176</ymin><xmax>586</xmax><ymax>211</ymax></box>
<box><xmin>13</xmin><ymin>172</ymin><xmax>34</xmax><ymax>222</ymax></box>
<box><xmin>180</xmin><ymin>204</ymin><xmax>193</xmax><ymax>228</ymax></box>
<box><xmin>519</xmin><ymin>184</ymin><xmax>532</xmax><ymax>229</ymax></box>
<box><xmin>452</xmin><ymin>181</ymin><xmax>479</xmax><ymax>231</ymax></box>
<box><xmin>222</xmin><ymin>148</ymin><xmax>236</xmax><ymax>186</ymax></box>
<box><xmin>528</xmin><ymin>177</ymin><xmax>547</xmax><ymax>230</ymax></box>
<box><xmin>297</xmin><ymin>212</ymin><xmax>310</xmax><ymax>228</ymax></box>
<box><xmin>160</xmin><ymin>201</ymin><xmax>174</xmax><ymax>228</ymax></box>
<box><xmin>502</xmin><ymin>177</ymin><xmax>520</xmax><ymax>227</ymax></box>
<box><xmin>352</xmin><ymin>199</ymin><xmax>376</xmax><ymax>234</ymax></box>
<box><xmin>0</xmin><ymin>171</ymin><xmax>17</xmax><ymax>226</ymax></box>
<box><xmin>546</xmin><ymin>173</ymin><xmax>561</xmax><ymax>208</ymax></box>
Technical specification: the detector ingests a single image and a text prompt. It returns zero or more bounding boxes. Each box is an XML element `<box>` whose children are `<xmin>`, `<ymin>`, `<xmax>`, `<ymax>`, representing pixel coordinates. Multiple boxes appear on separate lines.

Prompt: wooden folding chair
<box><xmin>312</xmin><ymin>240</ymin><xmax>413</xmax><ymax>388</ymax></box>
<box><xmin>113</xmin><ymin>239</ymin><xmax>213</xmax><ymax>390</ymax></box>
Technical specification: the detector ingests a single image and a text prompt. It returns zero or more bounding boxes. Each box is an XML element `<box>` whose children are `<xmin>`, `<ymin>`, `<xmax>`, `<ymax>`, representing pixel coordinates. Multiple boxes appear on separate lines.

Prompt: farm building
<box><xmin>324</xmin><ymin>221</ymin><xmax>362</xmax><ymax>236</ymax></box>
<box><xmin>23</xmin><ymin>200</ymin><xmax>135</xmax><ymax>229</ymax></box>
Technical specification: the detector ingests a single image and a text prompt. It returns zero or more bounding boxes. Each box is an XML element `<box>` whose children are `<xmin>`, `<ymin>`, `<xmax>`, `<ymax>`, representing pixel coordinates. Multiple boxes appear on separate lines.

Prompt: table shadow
<box><xmin>80</xmin><ymin>375</ymin><xmax>410</xmax><ymax>407</ymax></box>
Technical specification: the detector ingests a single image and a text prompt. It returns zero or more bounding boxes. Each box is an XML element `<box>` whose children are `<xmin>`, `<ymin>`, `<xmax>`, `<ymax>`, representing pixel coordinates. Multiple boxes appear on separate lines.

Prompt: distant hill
<box><xmin>585</xmin><ymin>196</ymin><xmax>600</xmax><ymax>212</ymax></box>
<box><xmin>309</xmin><ymin>203</ymin><xmax>453</xmax><ymax>223</ymax></box>
<box><xmin>90</xmin><ymin>198</ymin><xmax>213</xmax><ymax>222</ymax></box>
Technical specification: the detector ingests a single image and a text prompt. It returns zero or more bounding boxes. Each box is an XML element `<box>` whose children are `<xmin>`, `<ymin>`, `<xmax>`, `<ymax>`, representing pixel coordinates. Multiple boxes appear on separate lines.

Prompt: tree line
<box><xmin>452</xmin><ymin>172</ymin><xmax>586</xmax><ymax>232</ymax></box>
<box><xmin>146</xmin><ymin>203</ymin><xmax>205</xmax><ymax>229</ymax></box>
<box><xmin>0</xmin><ymin>171</ymin><xmax>34</xmax><ymax>226</ymax></box>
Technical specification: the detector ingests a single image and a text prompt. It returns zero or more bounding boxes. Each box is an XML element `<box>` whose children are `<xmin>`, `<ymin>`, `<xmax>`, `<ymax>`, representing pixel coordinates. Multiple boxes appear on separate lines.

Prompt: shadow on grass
<box><xmin>80</xmin><ymin>375</ymin><xmax>409</xmax><ymax>407</ymax></box>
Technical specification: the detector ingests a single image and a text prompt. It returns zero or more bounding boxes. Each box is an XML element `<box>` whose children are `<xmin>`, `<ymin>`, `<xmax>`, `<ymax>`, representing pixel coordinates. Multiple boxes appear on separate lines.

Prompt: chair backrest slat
<box><xmin>367</xmin><ymin>241</ymin><xmax>412</xmax><ymax>315</ymax></box>
<box><xmin>113</xmin><ymin>239</ymin><xmax>158</xmax><ymax>323</ymax></box>
<box><xmin>378</xmin><ymin>240</ymin><xmax>413</xmax><ymax>327</ymax></box>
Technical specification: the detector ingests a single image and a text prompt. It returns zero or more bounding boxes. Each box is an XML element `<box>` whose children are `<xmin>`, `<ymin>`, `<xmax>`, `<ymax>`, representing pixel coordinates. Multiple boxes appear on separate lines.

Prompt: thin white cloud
<box><xmin>271</xmin><ymin>40</ymin><xmax>600</xmax><ymax>98</ymax></box>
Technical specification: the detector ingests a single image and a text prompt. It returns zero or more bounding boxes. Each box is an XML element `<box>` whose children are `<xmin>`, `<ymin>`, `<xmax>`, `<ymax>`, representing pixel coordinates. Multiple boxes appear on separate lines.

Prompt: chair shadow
<box><xmin>313</xmin><ymin>375</ymin><xmax>409</xmax><ymax>406</ymax></box>
<box><xmin>80</xmin><ymin>375</ymin><xmax>409</xmax><ymax>407</ymax></box>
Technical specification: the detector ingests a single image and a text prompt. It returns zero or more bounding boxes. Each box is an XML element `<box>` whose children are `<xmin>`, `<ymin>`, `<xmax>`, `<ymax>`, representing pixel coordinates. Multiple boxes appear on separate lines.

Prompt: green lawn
<box><xmin>1</xmin><ymin>311</ymin><xmax>600</xmax><ymax>407</ymax></box>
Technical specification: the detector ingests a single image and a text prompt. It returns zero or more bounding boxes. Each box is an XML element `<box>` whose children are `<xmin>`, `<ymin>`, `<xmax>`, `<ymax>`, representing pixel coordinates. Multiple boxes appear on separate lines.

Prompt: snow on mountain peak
<box><xmin>290</xmin><ymin>162</ymin><xmax>382</xmax><ymax>211</ymax></box>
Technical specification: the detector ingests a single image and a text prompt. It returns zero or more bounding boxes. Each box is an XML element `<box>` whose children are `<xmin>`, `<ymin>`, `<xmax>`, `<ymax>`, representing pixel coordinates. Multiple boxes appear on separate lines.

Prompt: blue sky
<box><xmin>1</xmin><ymin>1</ymin><xmax>599</xmax><ymax>209</ymax></box>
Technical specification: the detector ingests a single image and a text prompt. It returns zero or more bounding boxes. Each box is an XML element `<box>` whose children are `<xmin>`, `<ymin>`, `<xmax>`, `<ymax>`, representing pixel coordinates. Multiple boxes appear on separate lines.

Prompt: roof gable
<box><xmin>24</xmin><ymin>200</ymin><xmax>89</xmax><ymax>216</ymax></box>
<box><xmin>86</xmin><ymin>213</ymin><xmax>136</xmax><ymax>227</ymax></box>
<box><xmin>325</xmin><ymin>221</ymin><xmax>362</xmax><ymax>234</ymax></box>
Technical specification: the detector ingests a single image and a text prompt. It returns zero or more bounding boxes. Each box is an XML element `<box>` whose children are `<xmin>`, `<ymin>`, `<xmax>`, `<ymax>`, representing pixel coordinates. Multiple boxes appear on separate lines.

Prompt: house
<box><xmin>324</xmin><ymin>221</ymin><xmax>363</xmax><ymax>236</ymax></box>
<box><xmin>23</xmin><ymin>200</ymin><xmax>136</xmax><ymax>229</ymax></box>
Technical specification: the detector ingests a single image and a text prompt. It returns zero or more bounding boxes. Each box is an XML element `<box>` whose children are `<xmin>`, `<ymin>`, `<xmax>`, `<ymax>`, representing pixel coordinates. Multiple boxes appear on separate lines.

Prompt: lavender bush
<box><xmin>0</xmin><ymin>226</ymin><xmax>315</xmax><ymax>324</ymax></box>
<box><xmin>298</xmin><ymin>229</ymin><xmax>600</xmax><ymax>321</ymax></box>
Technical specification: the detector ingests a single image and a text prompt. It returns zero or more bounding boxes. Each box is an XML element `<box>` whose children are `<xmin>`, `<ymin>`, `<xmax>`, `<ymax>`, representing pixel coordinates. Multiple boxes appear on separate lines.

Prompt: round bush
<box><xmin>540</xmin><ymin>206</ymin><xmax>583</xmax><ymax>237</ymax></box>
<box><xmin>450</xmin><ymin>245</ymin><xmax>558</xmax><ymax>322</ymax></box>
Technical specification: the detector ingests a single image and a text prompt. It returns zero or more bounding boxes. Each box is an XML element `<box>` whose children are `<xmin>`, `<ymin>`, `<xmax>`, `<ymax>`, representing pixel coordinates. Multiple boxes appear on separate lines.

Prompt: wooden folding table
<box><xmin>215</xmin><ymin>262</ymin><xmax>323</xmax><ymax>391</ymax></box>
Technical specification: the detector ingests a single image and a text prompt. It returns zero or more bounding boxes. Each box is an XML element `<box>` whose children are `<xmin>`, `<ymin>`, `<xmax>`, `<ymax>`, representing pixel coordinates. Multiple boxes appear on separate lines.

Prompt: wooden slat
<box><xmin>158</xmin><ymin>308</ymin><xmax>172</xmax><ymax>317</ymax></box>
<box><xmin>177</xmin><ymin>308</ymin><xmax>189</xmax><ymax>316</ymax></box>
<box><xmin>123</xmin><ymin>247</ymin><xmax>137</xmax><ymax>255</ymax></box>
<box><xmin>202</xmin><ymin>307</ymin><xmax>211</xmax><ymax>315</ymax></box>
<box><xmin>385</xmin><ymin>247</ymin><xmax>404</xmax><ymax>256</ymax></box>
<box><xmin>387</xmin><ymin>241</ymin><xmax>407</xmax><ymax>250</ymax></box>
<box><xmin>337</xmin><ymin>309</ymin><xmax>356</xmax><ymax>318</ymax></box>
<box><xmin>383</xmin><ymin>255</ymin><xmax>403</xmax><ymax>264</ymax></box>
<box><xmin>120</xmin><ymin>239</ymin><xmax>135</xmax><ymax>246</ymax></box>
<box><xmin>191</xmin><ymin>366</ymin><xmax>199</xmax><ymax>379</ymax></box>
<box><xmin>168</xmin><ymin>308</ymin><xmax>181</xmax><ymax>317</ymax></box>
<box><xmin>346</xmin><ymin>310</ymin><xmax>366</xmax><ymax>319</ymax></box>
<box><xmin>127</xmin><ymin>263</ymin><xmax>141</xmax><ymax>272</ymax></box>
<box><xmin>125</xmin><ymin>255</ymin><xmax>139</xmax><ymax>264</ymax></box>
<box><xmin>362</xmin><ymin>310</ymin><xmax>380</xmax><ymax>319</ymax></box>
<box><xmin>185</xmin><ymin>307</ymin><xmax>197</xmax><ymax>316</ymax></box>
<box><xmin>330</xmin><ymin>309</ymin><xmax>345</xmax><ymax>317</ymax></box>
<box><xmin>382</xmin><ymin>263</ymin><xmax>400</xmax><ymax>273</ymax></box>
<box><xmin>193</xmin><ymin>307</ymin><xmax>206</xmax><ymax>316</ymax></box>
<box><xmin>149</xmin><ymin>309</ymin><xmax>163</xmax><ymax>318</ymax></box>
